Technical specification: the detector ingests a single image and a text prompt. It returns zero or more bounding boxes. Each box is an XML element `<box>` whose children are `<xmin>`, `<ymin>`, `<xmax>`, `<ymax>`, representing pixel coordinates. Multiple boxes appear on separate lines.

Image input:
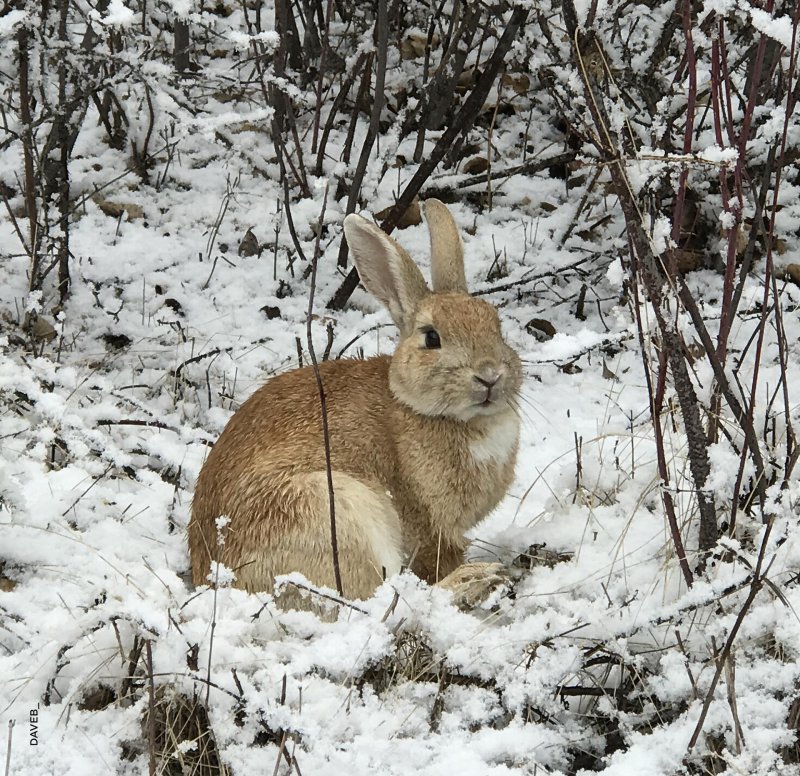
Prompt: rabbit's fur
<box><xmin>189</xmin><ymin>200</ymin><xmax>522</xmax><ymax>600</ymax></box>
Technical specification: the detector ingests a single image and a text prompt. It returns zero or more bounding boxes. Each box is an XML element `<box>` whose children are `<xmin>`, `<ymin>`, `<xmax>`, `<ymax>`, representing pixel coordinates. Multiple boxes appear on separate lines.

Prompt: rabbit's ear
<box><xmin>344</xmin><ymin>214</ymin><xmax>430</xmax><ymax>334</ymax></box>
<box><xmin>424</xmin><ymin>199</ymin><xmax>467</xmax><ymax>293</ymax></box>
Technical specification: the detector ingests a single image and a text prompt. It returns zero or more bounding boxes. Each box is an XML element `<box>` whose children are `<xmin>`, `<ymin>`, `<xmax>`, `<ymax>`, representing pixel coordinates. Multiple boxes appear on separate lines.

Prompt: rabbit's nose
<box><xmin>474</xmin><ymin>365</ymin><xmax>502</xmax><ymax>388</ymax></box>
<box><xmin>474</xmin><ymin>372</ymin><xmax>500</xmax><ymax>389</ymax></box>
<box><xmin>473</xmin><ymin>370</ymin><xmax>502</xmax><ymax>403</ymax></box>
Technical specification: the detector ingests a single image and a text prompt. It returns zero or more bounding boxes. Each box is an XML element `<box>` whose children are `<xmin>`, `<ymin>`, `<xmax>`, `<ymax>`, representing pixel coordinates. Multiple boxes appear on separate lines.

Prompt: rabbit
<box><xmin>189</xmin><ymin>199</ymin><xmax>523</xmax><ymax>603</ymax></box>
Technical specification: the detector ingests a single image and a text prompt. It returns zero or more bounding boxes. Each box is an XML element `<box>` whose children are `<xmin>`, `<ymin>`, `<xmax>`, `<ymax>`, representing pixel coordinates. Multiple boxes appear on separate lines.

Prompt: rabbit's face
<box><xmin>389</xmin><ymin>293</ymin><xmax>522</xmax><ymax>421</ymax></box>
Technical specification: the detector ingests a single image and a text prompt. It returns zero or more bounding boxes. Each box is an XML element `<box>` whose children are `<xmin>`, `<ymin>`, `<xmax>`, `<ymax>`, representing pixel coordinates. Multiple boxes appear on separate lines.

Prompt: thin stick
<box><xmin>61</xmin><ymin>463</ymin><xmax>114</xmax><ymax>517</ymax></box>
<box><xmin>145</xmin><ymin>640</ymin><xmax>157</xmax><ymax>776</ymax></box>
<box><xmin>204</xmin><ymin>559</ymin><xmax>223</xmax><ymax>709</ymax></box>
<box><xmin>424</xmin><ymin>151</ymin><xmax>579</xmax><ymax>194</ymax></box>
<box><xmin>336</xmin><ymin>0</ymin><xmax>389</xmax><ymax>268</ymax></box>
<box><xmin>630</xmin><ymin>270</ymin><xmax>692</xmax><ymax>587</ymax></box>
<box><xmin>17</xmin><ymin>26</ymin><xmax>39</xmax><ymax>290</ymax></box>
<box><xmin>97</xmin><ymin>418</ymin><xmax>170</xmax><ymax>429</ymax></box>
<box><xmin>281</xmin><ymin>580</ymin><xmax>367</xmax><ymax>613</ymax></box>
<box><xmin>0</xmin><ymin>189</ymin><xmax>30</xmax><ymax>256</ymax></box>
<box><xmin>4</xmin><ymin>719</ymin><xmax>13</xmax><ymax>776</ymax></box>
<box><xmin>306</xmin><ymin>182</ymin><xmax>342</xmax><ymax>595</ymax></box>
<box><xmin>484</xmin><ymin>78</ymin><xmax>502</xmax><ymax>210</ymax></box>
<box><xmin>474</xmin><ymin>255</ymin><xmax>593</xmax><ymax>297</ymax></box>
<box><xmin>271</xmin><ymin>731</ymin><xmax>288</xmax><ymax>776</ymax></box>
<box><xmin>724</xmin><ymin>651</ymin><xmax>744</xmax><ymax>753</ymax></box>
<box><xmin>311</xmin><ymin>0</ymin><xmax>335</xmax><ymax>154</ymax></box>
<box><xmin>685</xmin><ymin>519</ymin><xmax>775</xmax><ymax>753</ymax></box>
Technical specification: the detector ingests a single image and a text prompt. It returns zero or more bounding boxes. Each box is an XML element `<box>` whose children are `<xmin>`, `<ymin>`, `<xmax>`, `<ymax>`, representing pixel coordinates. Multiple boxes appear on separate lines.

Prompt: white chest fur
<box><xmin>469</xmin><ymin>412</ymin><xmax>519</xmax><ymax>467</ymax></box>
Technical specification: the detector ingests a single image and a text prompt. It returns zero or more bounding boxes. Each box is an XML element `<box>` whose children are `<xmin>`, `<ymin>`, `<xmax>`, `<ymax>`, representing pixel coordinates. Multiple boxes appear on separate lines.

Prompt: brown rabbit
<box><xmin>189</xmin><ymin>199</ymin><xmax>522</xmax><ymax>601</ymax></box>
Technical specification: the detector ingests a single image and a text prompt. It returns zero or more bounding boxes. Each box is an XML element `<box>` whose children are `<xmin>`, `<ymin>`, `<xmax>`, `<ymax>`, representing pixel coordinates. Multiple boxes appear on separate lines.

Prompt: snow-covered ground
<box><xmin>2</xmin><ymin>3</ymin><xmax>800</xmax><ymax>774</ymax></box>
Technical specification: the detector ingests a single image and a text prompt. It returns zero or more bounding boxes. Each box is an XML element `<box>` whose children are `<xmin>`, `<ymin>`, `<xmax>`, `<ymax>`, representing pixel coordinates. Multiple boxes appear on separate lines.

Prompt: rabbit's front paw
<box><xmin>437</xmin><ymin>562</ymin><xmax>509</xmax><ymax>609</ymax></box>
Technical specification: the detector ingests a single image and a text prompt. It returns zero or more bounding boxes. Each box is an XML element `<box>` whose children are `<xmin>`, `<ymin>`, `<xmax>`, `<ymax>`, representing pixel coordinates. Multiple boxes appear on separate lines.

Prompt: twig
<box><xmin>145</xmin><ymin>640</ymin><xmax>157</xmax><ymax>776</ymax></box>
<box><xmin>724</xmin><ymin>651</ymin><xmax>744</xmax><ymax>753</ymax></box>
<box><xmin>68</xmin><ymin>147</ymin><xmax>175</xmax><ymax>217</ymax></box>
<box><xmin>0</xmin><ymin>189</ymin><xmax>30</xmax><ymax>257</ymax></box>
<box><xmin>201</xmin><ymin>175</ymin><xmax>239</xmax><ymax>289</ymax></box>
<box><xmin>572</xmin><ymin>432</ymin><xmax>582</xmax><ymax>502</ymax></box>
<box><xmin>429</xmin><ymin>151</ymin><xmax>579</xmax><ymax>193</ymax></box>
<box><xmin>523</xmin><ymin>332</ymin><xmax>633</xmax><ymax>366</ymax></box>
<box><xmin>205</xmin><ymin>559</ymin><xmax>222</xmax><ymax>708</ymax></box>
<box><xmin>17</xmin><ymin>26</ymin><xmax>40</xmax><ymax>290</ymax></box>
<box><xmin>279</xmin><ymin>579</ymin><xmax>367</xmax><ymax>614</ymax></box>
<box><xmin>336</xmin><ymin>0</ymin><xmax>389</xmax><ymax>268</ymax></box>
<box><xmin>473</xmin><ymin>255</ymin><xmax>594</xmax><ymax>296</ymax></box>
<box><xmin>275</xmin><ymin>131</ymin><xmax>309</xmax><ymax>264</ymax></box>
<box><xmin>558</xmin><ymin>685</ymin><xmax>626</xmax><ymax>698</ymax></box>
<box><xmin>4</xmin><ymin>719</ymin><xmax>13</xmax><ymax>776</ymax></box>
<box><xmin>629</xmin><ymin>267</ymin><xmax>693</xmax><ymax>588</ymax></box>
<box><xmin>271</xmin><ymin>731</ymin><xmax>289</xmax><ymax>776</ymax></box>
<box><xmin>61</xmin><ymin>463</ymin><xmax>114</xmax><ymax>516</ymax></box>
<box><xmin>685</xmin><ymin>519</ymin><xmax>775</xmax><ymax>754</ymax></box>
<box><xmin>172</xmin><ymin>347</ymin><xmax>228</xmax><ymax>378</ymax></box>
<box><xmin>322</xmin><ymin>322</ymin><xmax>335</xmax><ymax>362</ymax></box>
<box><xmin>484</xmin><ymin>77</ymin><xmax>503</xmax><ymax>210</ymax></box>
<box><xmin>559</xmin><ymin>165</ymin><xmax>603</xmax><ymax>246</ymax></box>
<box><xmin>335</xmin><ymin>323</ymin><xmax>388</xmax><ymax>360</ymax></box>
<box><xmin>314</xmin><ymin>52</ymin><xmax>367</xmax><ymax>176</ymax></box>
<box><xmin>97</xmin><ymin>418</ymin><xmax>170</xmax><ymax>429</ymax></box>
<box><xmin>305</xmin><ymin>182</ymin><xmax>342</xmax><ymax>595</ymax></box>
<box><xmin>410</xmin><ymin>0</ymin><xmax>443</xmax><ymax>162</ymax></box>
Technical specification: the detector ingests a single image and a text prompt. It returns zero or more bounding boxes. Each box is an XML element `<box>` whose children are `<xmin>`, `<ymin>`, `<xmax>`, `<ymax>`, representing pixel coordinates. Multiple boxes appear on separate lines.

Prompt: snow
<box><xmin>749</xmin><ymin>7</ymin><xmax>796</xmax><ymax>49</ymax></box>
<box><xmin>698</xmin><ymin>145</ymin><xmax>738</xmax><ymax>167</ymax></box>
<box><xmin>227</xmin><ymin>30</ymin><xmax>280</xmax><ymax>50</ymax></box>
<box><xmin>0</xmin><ymin>9</ymin><xmax>26</xmax><ymax>34</ymax></box>
<box><xmin>99</xmin><ymin>0</ymin><xmax>135</xmax><ymax>27</ymax></box>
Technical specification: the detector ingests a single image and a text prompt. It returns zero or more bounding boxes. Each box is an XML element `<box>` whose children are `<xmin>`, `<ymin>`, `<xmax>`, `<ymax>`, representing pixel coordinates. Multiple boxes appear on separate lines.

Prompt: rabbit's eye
<box><xmin>424</xmin><ymin>329</ymin><xmax>441</xmax><ymax>349</ymax></box>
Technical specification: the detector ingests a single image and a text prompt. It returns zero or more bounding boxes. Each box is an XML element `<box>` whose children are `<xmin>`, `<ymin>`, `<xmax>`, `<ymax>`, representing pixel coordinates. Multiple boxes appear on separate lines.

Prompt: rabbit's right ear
<box><xmin>344</xmin><ymin>214</ymin><xmax>430</xmax><ymax>335</ymax></box>
<box><xmin>424</xmin><ymin>199</ymin><xmax>467</xmax><ymax>293</ymax></box>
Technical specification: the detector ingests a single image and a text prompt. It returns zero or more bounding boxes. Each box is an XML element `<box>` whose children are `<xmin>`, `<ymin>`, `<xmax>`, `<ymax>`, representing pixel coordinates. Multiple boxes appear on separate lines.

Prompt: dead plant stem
<box><xmin>629</xmin><ymin>261</ymin><xmax>693</xmax><ymax>588</ymax></box>
<box><xmin>337</xmin><ymin>0</ymin><xmax>389</xmax><ymax>268</ymax></box>
<box><xmin>685</xmin><ymin>518</ymin><xmax>775</xmax><ymax>753</ymax></box>
<box><xmin>311</xmin><ymin>0</ymin><xmax>335</xmax><ymax>155</ymax></box>
<box><xmin>17</xmin><ymin>26</ymin><xmax>40</xmax><ymax>290</ymax></box>
<box><xmin>145</xmin><ymin>640</ymin><xmax>156</xmax><ymax>776</ymax></box>
<box><xmin>305</xmin><ymin>182</ymin><xmax>342</xmax><ymax>595</ymax></box>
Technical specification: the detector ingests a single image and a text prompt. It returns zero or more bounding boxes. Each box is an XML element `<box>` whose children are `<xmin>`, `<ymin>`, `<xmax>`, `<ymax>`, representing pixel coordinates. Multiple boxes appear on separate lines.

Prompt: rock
<box><xmin>374</xmin><ymin>197</ymin><xmax>422</xmax><ymax>229</ymax></box>
<box><xmin>93</xmin><ymin>197</ymin><xmax>144</xmax><ymax>220</ymax></box>
<box><xmin>400</xmin><ymin>32</ymin><xmax>438</xmax><ymax>60</ymax></box>
<box><xmin>525</xmin><ymin>318</ymin><xmax>556</xmax><ymax>341</ymax></box>
<box><xmin>31</xmin><ymin>316</ymin><xmax>56</xmax><ymax>342</ymax></box>
<box><xmin>463</xmin><ymin>156</ymin><xmax>490</xmax><ymax>175</ymax></box>
<box><xmin>785</xmin><ymin>264</ymin><xmax>800</xmax><ymax>286</ymax></box>
<box><xmin>164</xmin><ymin>298</ymin><xmax>184</xmax><ymax>316</ymax></box>
<box><xmin>101</xmin><ymin>332</ymin><xmax>132</xmax><ymax>350</ymax></box>
<box><xmin>501</xmin><ymin>72</ymin><xmax>530</xmax><ymax>95</ymax></box>
<box><xmin>238</xmin><ymin>228</ymin><xmax>260</xmax><ymax>257</ymax></box>
<box><xmin>602</xmin><ymin>359</ymin><xmax>618</xmax><ymax>381</ymax></box>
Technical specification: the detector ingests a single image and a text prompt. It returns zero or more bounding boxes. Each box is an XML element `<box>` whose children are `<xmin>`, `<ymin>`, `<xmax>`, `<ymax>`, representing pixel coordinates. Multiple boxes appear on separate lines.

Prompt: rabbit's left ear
<box><xmin>424</xmin><ymin>199</ymin><xmax>467</xmax><ymax>293</ymax></box>
<box><xmin>343</xmin><ymin>214</ymin><xmax>430</xmax><ymax>335</ymax></box>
